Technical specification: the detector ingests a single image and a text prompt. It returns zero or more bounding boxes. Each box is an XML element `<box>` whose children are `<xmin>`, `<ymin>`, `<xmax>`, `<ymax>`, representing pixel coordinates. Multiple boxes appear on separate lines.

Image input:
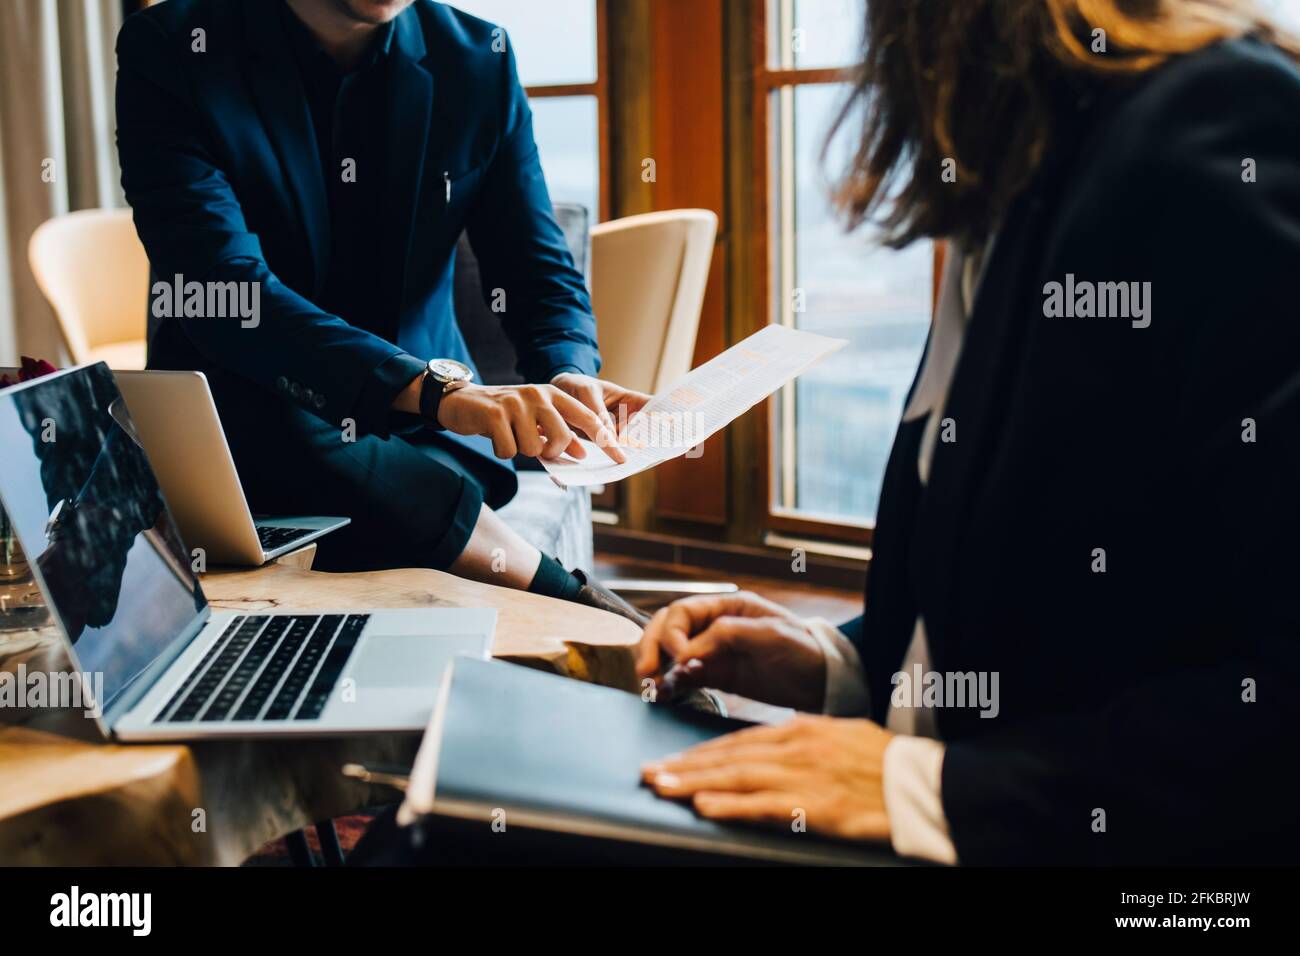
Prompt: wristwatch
<box><xmin>418</xmin><ymin>358</ymin><xmax>474</xmax><ymax>430</ymax></box>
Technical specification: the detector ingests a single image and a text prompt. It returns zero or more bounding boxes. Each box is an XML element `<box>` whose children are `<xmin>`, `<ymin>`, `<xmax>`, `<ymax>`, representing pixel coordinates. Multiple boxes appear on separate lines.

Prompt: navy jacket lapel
<box><xmin>912</xmin><ymin>193</ymin><xmax>1047</xmax><ymax>664</ymax></box>
<box><xmin>912</xmin><ymin>99</ymin><xmax>1097</xmax><ymax>670</ymax></box>
<box><xmin>378</xmin><ymin>11</ymin><xmax>434</xmax><ymax>336</ymax></box>
<box><xmin>241</xmin><ymin>0</ymin><xmax>331</xmax><ymax>297</ymax></box>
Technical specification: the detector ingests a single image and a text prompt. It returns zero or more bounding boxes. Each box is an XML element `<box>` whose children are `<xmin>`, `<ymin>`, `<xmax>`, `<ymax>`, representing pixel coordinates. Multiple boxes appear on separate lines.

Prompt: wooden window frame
<box><xmin>744</xmin><ymin>0</ymin><xmax>938</xmax><ymax>548</ymax></box>
<box><xmin>747</xmin><ymin>0</ymin><xmax>871</xmax><ymax>546</ymax></box>
<box><xmin>520</xmin><ymin>0</ymin><xmax>612</xmax><ymax>222</ymax></box>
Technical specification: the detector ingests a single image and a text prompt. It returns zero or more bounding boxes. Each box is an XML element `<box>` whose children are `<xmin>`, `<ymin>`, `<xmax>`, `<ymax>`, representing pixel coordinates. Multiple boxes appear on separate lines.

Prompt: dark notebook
<box><xmin>400</xmin><ymin>656</ymin><xmax>898</xmax><ymax>865</ymax></box>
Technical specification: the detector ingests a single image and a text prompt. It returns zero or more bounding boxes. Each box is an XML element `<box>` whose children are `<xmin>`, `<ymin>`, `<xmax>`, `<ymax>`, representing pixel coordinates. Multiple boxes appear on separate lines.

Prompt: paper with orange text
<box><xmin>542</xmin><ymin>324</ymin><xmax>847</xmax><ymax>488</ymax></box>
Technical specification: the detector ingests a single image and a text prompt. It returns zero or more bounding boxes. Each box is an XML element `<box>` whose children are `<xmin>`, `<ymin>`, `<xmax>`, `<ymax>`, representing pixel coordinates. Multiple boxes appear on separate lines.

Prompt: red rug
<box><xmin>241</xmin><ymin>814</ymin><xmax>375</xmax><ymax>866</ymax></box>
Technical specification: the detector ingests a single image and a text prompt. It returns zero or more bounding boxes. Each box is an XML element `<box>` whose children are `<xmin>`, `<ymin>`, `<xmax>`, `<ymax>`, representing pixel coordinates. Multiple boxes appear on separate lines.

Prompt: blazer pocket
<box><xmin>440</xmin><ymin>164</ymin><xmax>483</xmax><ymax>214</ymax></box>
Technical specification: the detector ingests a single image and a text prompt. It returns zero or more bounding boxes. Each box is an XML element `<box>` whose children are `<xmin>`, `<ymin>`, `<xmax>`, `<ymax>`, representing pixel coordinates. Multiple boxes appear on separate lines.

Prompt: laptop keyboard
<box><xmin>256</xmin><ymin>525</ymin><xmax>316</xmax><ymax>551</ymax></box>
<box><xmin>157</xmin><ymin>613</ymin><xmax>370</xmax><ymax>724</ymax></box>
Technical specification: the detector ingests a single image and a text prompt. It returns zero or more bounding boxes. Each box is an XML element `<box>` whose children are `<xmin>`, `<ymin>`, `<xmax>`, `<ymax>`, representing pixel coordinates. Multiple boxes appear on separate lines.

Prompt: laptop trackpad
<box><xmin>352</xmin><ymin>634</ymin><xmax>456</xmax><ymax>689</ymax></box>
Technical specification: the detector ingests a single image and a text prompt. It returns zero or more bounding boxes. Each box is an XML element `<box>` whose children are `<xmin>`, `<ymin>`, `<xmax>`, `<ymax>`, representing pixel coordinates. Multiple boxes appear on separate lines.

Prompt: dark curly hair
<box><xmin>830</xmin><ymin>0</ymin><xmax>1299</xmax><ymax>247</ymax></box>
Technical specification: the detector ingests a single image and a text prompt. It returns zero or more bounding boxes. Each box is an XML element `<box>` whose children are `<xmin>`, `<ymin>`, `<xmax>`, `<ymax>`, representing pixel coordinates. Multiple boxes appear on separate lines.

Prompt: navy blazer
<box><xmin>116</xmin><ymin>0</ymin><xmax>599</xmax><ymax>474</ymax></box>
<box><xmin>847</xmin><ymin>38</ymin><xmax>1300</xmax><ymax>864</ymax></box>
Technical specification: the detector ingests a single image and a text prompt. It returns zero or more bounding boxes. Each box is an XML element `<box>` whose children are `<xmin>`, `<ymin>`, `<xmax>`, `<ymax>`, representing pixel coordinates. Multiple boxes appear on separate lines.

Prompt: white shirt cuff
<box><xmin>883</xmin><ymin>734</ymin><xmax>957</xmax><ymax>865</ymax></box>
<box><xmin>805</xmin><ymin>617</ymin><xmax>871</xmax><ymax>716</ymax></box>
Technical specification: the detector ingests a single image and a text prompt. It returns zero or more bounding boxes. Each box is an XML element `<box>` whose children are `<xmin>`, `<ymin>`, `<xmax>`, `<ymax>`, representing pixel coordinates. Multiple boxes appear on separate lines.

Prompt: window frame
<box><xmin>518</xmin><ymin>0</ymin><xmax>611</xmax><ymax>223</ymax></box>
<box><xmin>754</xmin><ymin>0</ymin><xmax>863</xmax><ymax>546</ymax></box>
<box><xmin>749</xmin><ymin>0</ymin><xmax>877</xmax><ymax>546</ymax></box>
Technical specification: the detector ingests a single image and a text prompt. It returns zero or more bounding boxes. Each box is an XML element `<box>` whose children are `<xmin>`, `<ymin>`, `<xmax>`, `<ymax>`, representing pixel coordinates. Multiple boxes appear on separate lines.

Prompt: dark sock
<box><xmin>527</xmin><ymin>553</ymin><xmax>584</xmax><ymax>601</ymax></box>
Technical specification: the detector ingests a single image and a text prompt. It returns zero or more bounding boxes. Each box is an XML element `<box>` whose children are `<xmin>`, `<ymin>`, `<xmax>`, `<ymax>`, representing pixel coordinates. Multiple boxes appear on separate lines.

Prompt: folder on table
<box><xmin>399</xmin><ymin>656</ymin><xmax>898</xmax><ymax>866</ymax></box>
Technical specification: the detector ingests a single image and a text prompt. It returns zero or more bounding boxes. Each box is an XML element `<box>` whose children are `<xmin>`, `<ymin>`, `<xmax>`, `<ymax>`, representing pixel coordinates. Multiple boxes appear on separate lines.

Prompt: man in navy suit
<box><xmin>116</xmin><ymin>0</ymin><xmax>647</xmax><ymax>606</ymax></box>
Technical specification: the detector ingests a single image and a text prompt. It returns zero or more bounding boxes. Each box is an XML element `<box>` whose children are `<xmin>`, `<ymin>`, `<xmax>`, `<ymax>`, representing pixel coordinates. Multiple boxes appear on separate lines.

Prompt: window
<box><xmin>449</xmin><ymin>0</ymin><xmax>608</xmax><ymax>222</ymax></box>
<box><xmin>1260</xmin><ymin>0</ymin><xmax>1300</xmax><ymax>31</ymax></box>
<box><xmin>760</xmin><ymin>0</ymin><xmax>932</xmax><ymax>532</ymax></box>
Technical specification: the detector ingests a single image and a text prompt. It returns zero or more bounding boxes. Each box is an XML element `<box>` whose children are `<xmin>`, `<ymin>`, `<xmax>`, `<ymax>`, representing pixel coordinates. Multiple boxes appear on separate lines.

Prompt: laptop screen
<box><xmin>0</xmin><ymin>364</ymin><xmax>206</xmax><ymax>710</ymax></box>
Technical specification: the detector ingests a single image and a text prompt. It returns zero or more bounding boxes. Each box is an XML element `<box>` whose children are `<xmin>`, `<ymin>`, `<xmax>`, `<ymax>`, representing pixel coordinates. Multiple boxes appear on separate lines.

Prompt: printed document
<box><xmin>543</xmin><ymin>324</ymin><xmax>847</xmax><ymax>487</ymax></box>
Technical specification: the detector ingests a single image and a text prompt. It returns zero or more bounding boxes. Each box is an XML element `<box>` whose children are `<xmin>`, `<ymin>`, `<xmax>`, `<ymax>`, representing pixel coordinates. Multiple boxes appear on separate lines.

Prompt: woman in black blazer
<box><xmin>637</xmin><ymin>0</ymin><xmax>1300</xmax><ymax>865</ymax></box>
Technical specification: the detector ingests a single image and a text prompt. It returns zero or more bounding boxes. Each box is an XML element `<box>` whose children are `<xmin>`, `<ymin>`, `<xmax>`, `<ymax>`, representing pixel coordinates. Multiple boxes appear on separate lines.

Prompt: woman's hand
<box><xmin>634</xmin><ymin>592</ymin><xmax>827</xmax><ymax>712</ymax></box>
<box><xmin>642</xmin><ymin>715</ymin><xmax>894</xmax><ymax>843</ymax></box>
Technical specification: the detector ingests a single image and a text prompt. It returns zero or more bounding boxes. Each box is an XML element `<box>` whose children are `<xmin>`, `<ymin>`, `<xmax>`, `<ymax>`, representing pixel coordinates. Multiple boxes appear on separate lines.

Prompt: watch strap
<box><xmin>419</xmin><ymin>371</ymin><xmax>451</xmax><ymax>430</ymax></box>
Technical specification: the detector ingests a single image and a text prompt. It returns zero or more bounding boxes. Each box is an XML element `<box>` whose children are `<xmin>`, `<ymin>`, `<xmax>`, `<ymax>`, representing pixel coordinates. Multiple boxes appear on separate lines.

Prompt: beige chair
<box><xmin>589</xmin><ymin>209</ymin><xmax>717</xmax><ymax>394</ymax></box>
<box><xmin>28</xmin><ymin>208</ymin><xmax>150</xmax><ymax>369</ymax></box>
<box><xmin>588</xmin><ymin>208</ymin><xmax>736</xmax><ymax>601</ymax></box>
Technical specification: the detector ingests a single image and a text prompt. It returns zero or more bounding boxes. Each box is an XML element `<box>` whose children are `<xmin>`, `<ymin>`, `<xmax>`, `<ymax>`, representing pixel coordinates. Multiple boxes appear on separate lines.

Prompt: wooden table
<box><xmin>0</xmin><ymin>553</ymin><xmax>642</xmax><ymax>865</ymax></box>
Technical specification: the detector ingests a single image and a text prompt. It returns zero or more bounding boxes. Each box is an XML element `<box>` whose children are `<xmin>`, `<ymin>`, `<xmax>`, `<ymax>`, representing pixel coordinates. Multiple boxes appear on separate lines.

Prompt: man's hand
<box><xmin>642</xmin><ymin>715</ymin><xmax>894</xmax><ymax>843</ymax></box>
<box><xmin>635</xmin><ymin>592</ymin><xmax>827</xmax><ymax>712</ymax></box>
<box><xmin>550</xmin><ymin>372</ymin><xmax>652</xmax><ymax>444</ymax></box>
<box><xmin>437</xmin><ymin>382</ymin><xmax>626</xmax><ymax>462</ymax></box>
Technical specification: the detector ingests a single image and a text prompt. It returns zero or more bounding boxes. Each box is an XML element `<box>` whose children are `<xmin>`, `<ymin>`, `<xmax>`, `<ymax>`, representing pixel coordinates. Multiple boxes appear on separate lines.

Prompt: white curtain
<box><xmin>0</xmin><ymin>0</ymin><xmax>124</xmax><ymax>365</ymax></box>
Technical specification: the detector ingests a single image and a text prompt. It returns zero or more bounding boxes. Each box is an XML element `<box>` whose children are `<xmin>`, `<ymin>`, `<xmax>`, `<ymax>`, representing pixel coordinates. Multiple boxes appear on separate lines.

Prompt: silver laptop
<box><xmin>0</xmin><ymin>363</ymin><xmax>495</xmax><ymax>739</ymax></box>
<box><xmin>114</xmin><ymin>369</ymin><xmax>346</xmax><ymax>566</ymax></box>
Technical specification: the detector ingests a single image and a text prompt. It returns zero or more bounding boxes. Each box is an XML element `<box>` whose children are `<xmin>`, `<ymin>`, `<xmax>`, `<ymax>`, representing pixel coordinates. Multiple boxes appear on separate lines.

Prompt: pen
<box><xmin>342</xmin><ymin>762</ymin><xmax>410</xmax><ymax>792</ymax></box>
<box><xmin>656</xmin><ymin>657</ymin><xmax>703</xmax><ymax>703</ymax></box>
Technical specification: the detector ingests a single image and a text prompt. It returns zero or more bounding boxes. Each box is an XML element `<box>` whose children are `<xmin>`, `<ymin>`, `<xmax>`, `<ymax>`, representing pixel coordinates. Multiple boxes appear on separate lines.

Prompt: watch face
<box><xmin>427</xmin><ymin>359</ymin><xmax>473</xmax><ymax>384</ymax></box>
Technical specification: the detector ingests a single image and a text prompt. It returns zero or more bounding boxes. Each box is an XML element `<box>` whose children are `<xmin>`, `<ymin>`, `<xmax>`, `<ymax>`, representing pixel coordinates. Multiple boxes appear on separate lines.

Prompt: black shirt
<box><xmin>281</xmin><ymin>2</ymin><xmax>395</xmax><ymax>337</ymax></box>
